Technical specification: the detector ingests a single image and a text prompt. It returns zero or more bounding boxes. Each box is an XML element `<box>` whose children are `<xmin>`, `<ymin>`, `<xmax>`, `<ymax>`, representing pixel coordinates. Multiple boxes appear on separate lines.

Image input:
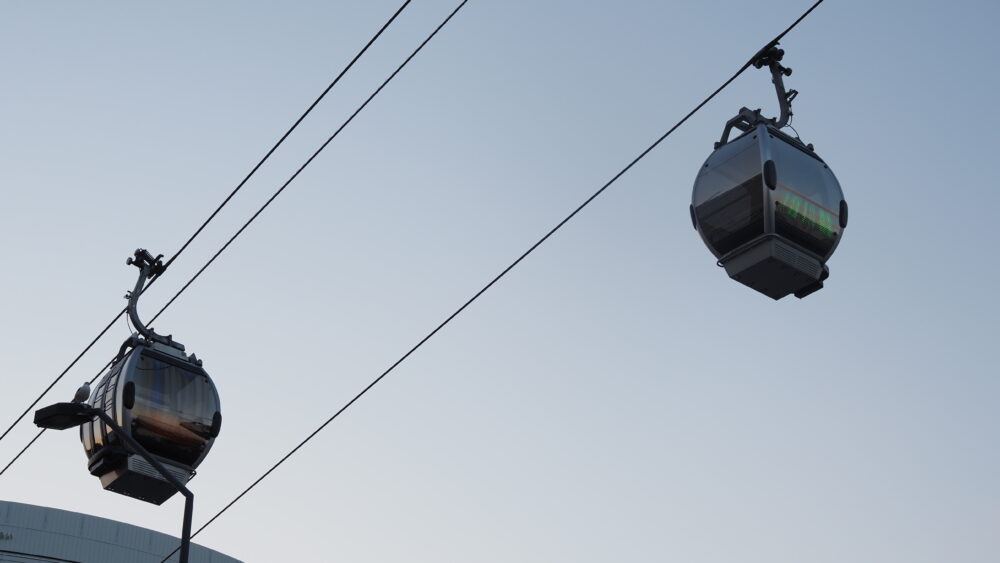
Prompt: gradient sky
<box><xmin>1</xmin><ymin>1</ymin><xmax>998</xmax><ymax>562</ymax></box>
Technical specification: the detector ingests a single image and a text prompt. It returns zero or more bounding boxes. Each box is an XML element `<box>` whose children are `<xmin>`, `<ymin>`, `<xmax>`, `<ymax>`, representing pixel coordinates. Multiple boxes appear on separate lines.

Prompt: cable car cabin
<box><xmin>80</xmin><ymin>340</ymin><xmax>221</xmax><ymax>505</ymax></box>
<box><xmin>690</xmin><ymin>123</ymin><xmax>847</xmax><ymax>299</ymax></box>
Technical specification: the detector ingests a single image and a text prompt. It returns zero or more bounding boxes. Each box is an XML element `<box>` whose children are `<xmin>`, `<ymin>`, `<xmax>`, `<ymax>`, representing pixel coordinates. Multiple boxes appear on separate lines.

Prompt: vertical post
<box><xmin>180</xmin><ymin>490</ymin><xmax>193</xmax><ymax>563</ymax></box>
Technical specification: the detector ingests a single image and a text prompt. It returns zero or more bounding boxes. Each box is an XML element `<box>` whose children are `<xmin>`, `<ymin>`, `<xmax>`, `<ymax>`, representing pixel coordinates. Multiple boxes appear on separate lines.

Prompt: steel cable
<box><xmin>0</xmin><ymin>0</ymin><xmax>412</xmax><ymax>471</ymax></box>
<box><xmin>158</xmin><ymin>0</ymin><xmax>826</xmax><ymax>559</ymax></box>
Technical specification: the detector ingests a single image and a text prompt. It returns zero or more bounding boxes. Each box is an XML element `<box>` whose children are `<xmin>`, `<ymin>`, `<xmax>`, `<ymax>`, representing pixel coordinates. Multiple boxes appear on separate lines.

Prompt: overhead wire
<box><xmin>144</xmin><ymin>0</ymin><xmax>472</xmax><ymax>331</ymax></box>
<box><xmin>158</xmin><ymin>0</ymin><xmax>412</xmax><ymax>274</ymax></box>
<box><xmin>0</xmin><ymin>358</ymin><xmax>114</xmax><ymax>478</ymax></box>
<box><xmin>0</xmin><ymin>0</ymin><xmax>413</xmax><ymax>470</ymax></box>
<box><xmin>0</xmin><ymin>430</ymin><xmax>45</xmax><ymax>478</ymax></box>
<box><xmin>157</xmin><ymin>0</ymin><xmax>827</xmax><ymax>559</ymax></box>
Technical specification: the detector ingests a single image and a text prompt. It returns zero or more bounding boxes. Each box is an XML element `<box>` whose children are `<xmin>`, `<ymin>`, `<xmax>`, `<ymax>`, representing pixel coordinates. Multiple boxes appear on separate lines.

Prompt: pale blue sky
<box><xmin>1</xmin><ymin>1</ymin><xmax>998</xmax><ymax>562</ymax></box>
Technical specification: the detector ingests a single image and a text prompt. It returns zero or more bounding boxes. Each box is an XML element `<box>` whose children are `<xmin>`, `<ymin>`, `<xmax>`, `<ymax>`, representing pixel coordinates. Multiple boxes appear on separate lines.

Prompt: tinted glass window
<box><xmin>693</xmin><ymin>139</ymin><xmax>765</xmax><ymax>256</ymax></box>
<box><xmin>131</xmin><ymin>353</ymin><xmax>219</xmax><ymax>466</ymax></box>
<box><xmin>88</xmin><ymin>377</ymin><xmax>112</xmax><ymax>454</ymax></box>
<box><xmin>770</xmin><ymin>140</ymin><xmax>843</xmax><ymax>257</ymax></box>
<box><xmin>82</xmin><ymin>378</ymin><xmax>102</xmax><ymax>457</ymax></box>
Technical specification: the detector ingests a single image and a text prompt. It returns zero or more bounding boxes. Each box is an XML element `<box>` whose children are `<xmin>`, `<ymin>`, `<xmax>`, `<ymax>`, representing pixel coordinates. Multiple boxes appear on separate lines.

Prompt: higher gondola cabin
<box><xmin>690</xmin><ymin>45</ymin><xmax>848</xmax><ymax>299</ymax></box>
<box><xmin>80</xmin><ymin>340</ymin><xmax>221</xmax><ymax>505</ymax></box>
<box><xmin>691</xmin><ymin>124</ymin><xmax>847</xmax><ymax>299</ymax></box>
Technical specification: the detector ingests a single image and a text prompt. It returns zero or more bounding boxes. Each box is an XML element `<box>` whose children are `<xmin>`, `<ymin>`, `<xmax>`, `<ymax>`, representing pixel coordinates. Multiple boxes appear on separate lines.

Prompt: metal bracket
<box><xmin>716</xmin><ymin>107</ymin><xmax>764</xmax><ymax>149</ymax></box>
<box><xmin>716</xmin><ymin>44</ymin><xmax>800</xmax><ymax>148</ymax></box>
<box><xmin>114</xmin><ymin>333</ymin><xmax>143</xmax><ymax>363</ymax></box>
<box><xmin>753</xmin><ymin>45</ymin><xmax>795</xmax><ymax>129</ymax></box>
<box><xmin>125</xmin><ymin>248</ymin><xmax>185</xmax><ymax>352</ymax></box>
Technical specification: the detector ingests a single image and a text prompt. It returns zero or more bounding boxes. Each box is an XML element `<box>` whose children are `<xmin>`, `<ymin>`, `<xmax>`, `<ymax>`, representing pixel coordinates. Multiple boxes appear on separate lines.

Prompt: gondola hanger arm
<box><xmin>715</xmin><ymin>43</ymin><xmax>801</xmax><ymax>148</ymax></box>
<box><xmin>752</xmin><ymin>45</ymin><xmax>796</xmax><ymax>129</ymax></box>
<box><xmin>125</xmin><ymin>249</ymin><xmax>184</xmax><ymax>352</ymax></box>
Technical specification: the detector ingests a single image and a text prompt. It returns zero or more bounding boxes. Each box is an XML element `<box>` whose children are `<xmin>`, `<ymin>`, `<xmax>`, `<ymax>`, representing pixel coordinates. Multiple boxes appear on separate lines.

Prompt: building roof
<box><xmin>0</xmin><ymin>501</ymin><xmax>240</xmax><ymax>563</ymax></box>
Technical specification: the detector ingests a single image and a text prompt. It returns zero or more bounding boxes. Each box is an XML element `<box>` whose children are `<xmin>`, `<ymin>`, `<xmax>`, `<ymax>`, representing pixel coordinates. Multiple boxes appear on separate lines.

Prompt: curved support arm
<box><xmin>33</xmin><ymin>401</ymin><xmax>194</xmax><ymax>562</ymax></box>
<box><xmin>92</xmin><ymin>408</ymin><xmax>193</xmax><ymax>563</ymax></box>
<box><xmin>716</xmin><ymin>45</ymin><xmax>800</xmax><ymax>147</ymax></box>
<box><xmin>114</xmin><ymin>334</ymin><xmax>142</xmax><ymax>363</ymax></box>
<box><xmin>753</xmin><ymin>45</ymin><xmax>796</xmax><ymax>129</ymax></box>
<box><xmin>125</xmin><ymin>249</ymin><xmax>184</xmax><ymax>351</ymax></box>
<box><xmin>767</xmin><ymin>59</ymin><xmax>794</xmax><ymax>129</ymax></box>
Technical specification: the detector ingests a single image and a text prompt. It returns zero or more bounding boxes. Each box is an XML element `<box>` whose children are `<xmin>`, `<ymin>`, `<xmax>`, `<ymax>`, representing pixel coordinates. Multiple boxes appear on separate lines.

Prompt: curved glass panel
<box><xmin>693</xmin><ymin>138</ymin><xmax>765</xmax><ymax>256</ymax></box>
<box><xmin>81</xmin><ymin>418</ymin><xmax>94</xmax><ymax>456</ymax></box>
<box><xmin>82</xmin><ymin>377</ymin><xmax>104</xmax><ymax>458</ymax></box>
<box><xmin>104</xmin><ymin>369</ymin><xmax>120</xmax><ymax>446</ymax></box>
<box><xmin>770</xmin><ymin>139</ymin><xmax>844</xmax><ymax>257</ymax></box>
<box><xmin>131</xmin><ymin>352</ymin><xmax>219</xmax><ymax>467</ymax></box>
<box><xmin>89</xmin><ymin>377</ymin><xmax>111</xmax><ymax>454</ymax></box>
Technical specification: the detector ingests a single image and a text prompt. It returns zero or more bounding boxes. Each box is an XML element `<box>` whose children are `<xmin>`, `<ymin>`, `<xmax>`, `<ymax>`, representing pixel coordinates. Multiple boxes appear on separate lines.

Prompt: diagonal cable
<box><xmin>0</xmin><ymin>358</ymin><xmax>113</xmax><ymax>478</ymax></box>
<box><xmin>160</xmin><ymin>0</ymin><xmax>413</xmax><ymax>272</ymax></box>
<box><xmin>0</xmin><ymin>0</ymin><xmax>412</xmax><ymax>456</ymax></box>
<box><xmin>148</xmin><ymin>0</ymin><xmax>465</xmax><ymax>326</ymax></box>
<box><xmin>0</xmin><ymin>429</ymin><xmax>45</xmax><ymax>478</ymax></box>
<box><xmin>158</xmin><ymin>0</ymin><xmax>825</xmax><ymax>559</ymax></box>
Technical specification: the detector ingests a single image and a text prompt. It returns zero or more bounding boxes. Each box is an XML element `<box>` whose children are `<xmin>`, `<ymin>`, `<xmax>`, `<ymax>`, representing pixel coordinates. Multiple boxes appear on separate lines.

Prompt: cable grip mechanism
<box><xmin>715</xmin><ymin>44</ymin><xmax>803</xmax><ymax>148</ymax></box>
<box><xmin>123</xmin><ymin>248</ymin><xmax>185</xmax><ymax>353</ymax></box>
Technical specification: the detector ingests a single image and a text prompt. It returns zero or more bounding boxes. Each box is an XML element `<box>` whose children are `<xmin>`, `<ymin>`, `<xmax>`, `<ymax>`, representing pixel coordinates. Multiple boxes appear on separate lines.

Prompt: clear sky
<box><xmin>1</xmin><ymin>1</ymin><xmax>998</xmax><ymax>562</ymax></box>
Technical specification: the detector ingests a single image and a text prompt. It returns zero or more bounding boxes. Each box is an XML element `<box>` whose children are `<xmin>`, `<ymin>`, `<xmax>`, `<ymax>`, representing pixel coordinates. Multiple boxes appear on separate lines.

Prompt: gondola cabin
<box><xmin>80</xmin><ymin>340</ymin><xmax>221</xmax><ymax>505</ymax></box>
<box><xmin>691</xmin><ymin>123</ymin><xmax>847</xmax><ymax>299</ymax></box>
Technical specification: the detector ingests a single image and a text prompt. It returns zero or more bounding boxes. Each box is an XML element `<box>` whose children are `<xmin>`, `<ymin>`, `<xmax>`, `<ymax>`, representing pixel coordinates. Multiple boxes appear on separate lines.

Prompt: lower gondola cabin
<box><xmin>80</xmin><ymin>340</ymin><xmax>221</xmax><ymax>505</ymax></box>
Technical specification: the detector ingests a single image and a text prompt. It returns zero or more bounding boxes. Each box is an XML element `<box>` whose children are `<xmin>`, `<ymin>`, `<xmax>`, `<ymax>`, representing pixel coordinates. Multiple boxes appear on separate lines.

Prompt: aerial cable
<box><xmin>158</xmin><ymin>0</ymin><xmax>825</xmax><ymax>559</ymax></box>
<box><xmin>0</xmin><ymin>429</ymin><xmax>45</xmax><ymax>478</ymax></box>
<box><xmin>0</xmin><ymin>0</ymin><xmax>413</xmax><ymax>455</ymax></box>
<box><xmin>160</xmin><ymin>0</ymin><xmax>413</xmax><ymax>273</ymax></box>
<box><xmin>0</xmin><ymin>358</ymin><xmax>113</xmax><ymax>478</ymax></box>
<box><xmin>146</xmin><ymin>0</ymin><xmax>467</xmax><ymax>327</ymax></box>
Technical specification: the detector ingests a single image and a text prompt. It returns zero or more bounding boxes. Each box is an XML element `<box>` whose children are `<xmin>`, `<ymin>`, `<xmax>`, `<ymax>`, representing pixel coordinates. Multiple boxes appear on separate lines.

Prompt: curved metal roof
<box><xmin>0</xmin><ymin>501</ymin><xmax>240</xmax><ymax>563</ymax></box>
